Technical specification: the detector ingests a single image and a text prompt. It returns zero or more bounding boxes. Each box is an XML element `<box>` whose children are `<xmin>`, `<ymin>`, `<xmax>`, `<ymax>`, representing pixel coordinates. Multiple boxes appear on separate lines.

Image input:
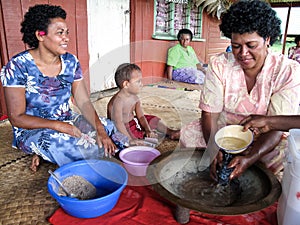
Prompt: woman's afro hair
<box><xmin>219</xmin><ymin>0</ymin><xmax>281</xmax><ymax>45</ymax></box>
<box><xmin>21</xmin><ymin>4</ymin><xmax>66</xmax><ymax>48</ymax></box>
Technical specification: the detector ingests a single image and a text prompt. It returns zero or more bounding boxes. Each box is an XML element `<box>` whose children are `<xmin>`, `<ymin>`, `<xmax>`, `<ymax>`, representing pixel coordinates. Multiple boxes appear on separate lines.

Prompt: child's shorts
<box><xmin>128</xmin><ymin>115</ymin><xmax>160</xmax><ymax>139</ymax></box>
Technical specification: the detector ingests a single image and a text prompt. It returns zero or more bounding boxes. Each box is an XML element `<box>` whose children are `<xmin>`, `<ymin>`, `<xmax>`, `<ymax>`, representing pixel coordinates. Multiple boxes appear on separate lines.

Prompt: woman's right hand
<box><xmin>56</xmin><ymin>121</ymin><xmax>82</xmax><ymax>138</ymax></box>
<box><xmin>209</xmin><ymin>150</ymin><xmax>223</xmax><ymax>182</ymax></box>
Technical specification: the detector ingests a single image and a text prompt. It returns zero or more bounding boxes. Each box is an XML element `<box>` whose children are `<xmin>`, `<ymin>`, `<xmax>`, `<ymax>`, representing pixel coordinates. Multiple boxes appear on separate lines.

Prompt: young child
<box><xmin>107</xmin><ymin>63</ymin><xmax>180</xmax><ymax>146</ymax></box>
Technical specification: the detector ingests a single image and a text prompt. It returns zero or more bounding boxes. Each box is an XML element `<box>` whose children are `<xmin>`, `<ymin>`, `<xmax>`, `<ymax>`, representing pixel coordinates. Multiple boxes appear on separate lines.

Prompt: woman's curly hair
<box><xmin>21</xmin><ymin>4</ymin><xmax>66</xmax><ymax>48</ymax></box>
<box><xmin>220</xmin><ymin>0</ymin><xmax>281</xmax><ymax>45</ymax></box>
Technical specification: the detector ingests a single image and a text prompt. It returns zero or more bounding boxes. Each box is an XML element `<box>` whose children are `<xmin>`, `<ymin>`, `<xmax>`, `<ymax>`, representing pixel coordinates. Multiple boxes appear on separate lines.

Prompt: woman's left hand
<box><xmin>227</xmin><ymin>155</ymin><xmax>253</xmax><ymax>180</ymax></box>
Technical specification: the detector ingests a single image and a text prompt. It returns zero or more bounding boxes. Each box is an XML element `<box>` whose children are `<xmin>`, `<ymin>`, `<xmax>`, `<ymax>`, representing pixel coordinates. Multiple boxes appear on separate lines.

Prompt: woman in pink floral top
<box><xmin>288</xmin><ymin>35</ymin><xmax>300</xmax><ymax>64</ymax></box>
<box><xmin>180</xmin><ymin>0</ymin><xmax>300</xmax><ymax>181</ymax></box>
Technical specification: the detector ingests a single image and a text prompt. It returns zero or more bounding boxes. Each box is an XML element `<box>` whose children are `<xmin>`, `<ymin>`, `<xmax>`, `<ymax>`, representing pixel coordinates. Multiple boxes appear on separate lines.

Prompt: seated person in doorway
<box><xmin>166</xmin><ymin>28</ymin><xmax>206</xmax><ymax>84</ymax></box>
<box><xmin>107</xmin><ymin>63</ymin><xmax>180</xmax><ymax>146</ymax></box>
<box><xmin>0</xmin><ymin>4</ymin><xmax>118</xmax><ymax>172</ymax></box>
<box><xmin>288</xmin><ymin>35</ymin><xmax>300</xmax><ymax>64</ymax></box>
<box><xmin>179</xmin><ymin>0</ymin><xmax>300</xmax><ymax>181</ymax></box>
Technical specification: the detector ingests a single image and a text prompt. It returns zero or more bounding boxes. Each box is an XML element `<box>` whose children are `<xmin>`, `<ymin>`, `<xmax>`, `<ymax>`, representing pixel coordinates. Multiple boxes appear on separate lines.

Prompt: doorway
<box><xmin>87</xmin><ymin>0</ymin><xmax>130</xmax><ymax>93</ymax></box>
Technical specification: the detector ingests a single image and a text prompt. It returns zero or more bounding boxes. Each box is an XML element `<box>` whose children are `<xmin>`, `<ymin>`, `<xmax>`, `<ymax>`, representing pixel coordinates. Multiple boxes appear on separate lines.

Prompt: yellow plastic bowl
<box><xmin>214</xmin><ymin>125</ymin><xmax>253</xmax><ymax>154</ymax></box>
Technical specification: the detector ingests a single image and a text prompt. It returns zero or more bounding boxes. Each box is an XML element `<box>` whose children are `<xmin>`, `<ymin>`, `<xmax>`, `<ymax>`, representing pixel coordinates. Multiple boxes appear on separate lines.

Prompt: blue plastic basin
<box><xmin>48</xmin><ymin>159</ymin><xmax>128</xmax><ymax>218</ymax></box>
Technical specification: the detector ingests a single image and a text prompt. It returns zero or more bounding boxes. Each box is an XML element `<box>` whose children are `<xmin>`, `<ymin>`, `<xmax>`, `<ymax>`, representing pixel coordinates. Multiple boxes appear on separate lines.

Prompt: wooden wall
<box><xmin>0</xmin><ymin>0</ymin><xmax>89</xmax><ymax>117</ymax></box>
<box><xmin>0</xmin><ymin>0</ymin><xmax>232</xmax><ymax>117</ymax></box>
<box><xmin>130</xmin><ymin>0</ymin><xmax>230</xmax><ymax>81</ymax></box>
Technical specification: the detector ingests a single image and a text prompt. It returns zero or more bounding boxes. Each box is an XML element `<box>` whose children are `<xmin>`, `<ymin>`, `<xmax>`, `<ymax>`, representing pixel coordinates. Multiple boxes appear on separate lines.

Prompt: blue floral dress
<box><xmin>0</xmin><ymin>51</ymin><xmax>126</xmax><ymax>166</ymax></box>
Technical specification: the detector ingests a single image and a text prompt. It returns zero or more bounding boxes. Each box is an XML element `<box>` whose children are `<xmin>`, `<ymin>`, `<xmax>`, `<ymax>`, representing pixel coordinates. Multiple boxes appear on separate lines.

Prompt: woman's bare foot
<box><xmin>30</xmin><ymin>154</ymin><xmax>40</xmax><ymax>172</ymax></box>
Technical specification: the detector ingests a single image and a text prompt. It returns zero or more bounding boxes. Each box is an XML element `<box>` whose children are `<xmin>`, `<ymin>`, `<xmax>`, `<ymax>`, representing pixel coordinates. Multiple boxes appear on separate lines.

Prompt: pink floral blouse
<box><xmin>200</xmin><ymin>51</ymin><xmax>300</xmax><ymax>127</ymax></box>
<box><xmin>180</xmin><ymin>51</ymin><xmax>300</xmax><ymax>148</ymax></box>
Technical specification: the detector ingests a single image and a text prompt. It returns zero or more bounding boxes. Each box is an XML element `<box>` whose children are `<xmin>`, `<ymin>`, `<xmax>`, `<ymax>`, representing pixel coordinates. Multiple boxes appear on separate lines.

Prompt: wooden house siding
<box><xmin>0</xmin><ymin>0</ymin><xmax>89</xmax><ymax>75</ymax></box>
<box><xmin>207</xmin><ymin>18</ymin><xmax>230</xmax><ymax>58</ymax></box>
<box><xmin>130</xmin><ymin>0</ymin><xmax>230</xmax><ymax>80</ymax></box>
<box><xmin>0</xmin><ymin>0</ymin><xmax>230</xmax><ymax>117</ymax></box>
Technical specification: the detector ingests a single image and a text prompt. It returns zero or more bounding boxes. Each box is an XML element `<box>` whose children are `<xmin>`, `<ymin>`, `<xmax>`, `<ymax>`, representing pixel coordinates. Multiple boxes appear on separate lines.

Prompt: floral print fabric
<box><xmin>181</xmin><ymin>51</ymin><xmax>300</xmax><ymax>147</ymax></box>
<box><xmin>172</xmin><ymin>67</ymin><xmax>205</xmax><ymax>84</ymax></box>
<box><xmin>0</xmin><ymin>51</ymin><xmax>120</xmax><ymax>166</ymax></box>
<box><xmin>200</xmin><ymin>51</ymin><xmax>300</xmax><ymax>124</ymax></box>
<box><xmin>180</xmin><ymin>51</ymin><xmax>300</xmax><ymax>172</ymax></box>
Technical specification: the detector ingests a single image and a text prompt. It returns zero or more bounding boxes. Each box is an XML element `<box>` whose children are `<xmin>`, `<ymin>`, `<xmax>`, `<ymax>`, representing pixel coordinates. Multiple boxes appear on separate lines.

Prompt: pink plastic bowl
<box><xmin>119</xmin><ymin>146</ymin><xmax>161</xmax><ymax>176</ymax></box>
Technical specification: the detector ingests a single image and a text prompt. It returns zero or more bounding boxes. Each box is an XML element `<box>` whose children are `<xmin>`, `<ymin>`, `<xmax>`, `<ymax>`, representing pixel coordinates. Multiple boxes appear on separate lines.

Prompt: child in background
<box><xmin>107</xmin><ymin>63</ymin><xmax>180</xmax><ymax>146</ymax></box>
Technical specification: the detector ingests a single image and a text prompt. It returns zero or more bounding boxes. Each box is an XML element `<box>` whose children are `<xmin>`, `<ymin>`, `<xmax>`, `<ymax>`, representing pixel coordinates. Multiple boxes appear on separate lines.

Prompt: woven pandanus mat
<box><xmin>0</xmin><ymin>121</ymin><xmax>58</xmax><ymax>224</ymax></box>
<box><xmin>93</xmin><ymin>85</ymin><xmax>202</xmax><ymax>129</ymax></box>
<box><xmin>0</xmin><ymin>154</ymin><xmax>58</xmax><ymax>225</ymax></box>
<box><xmin>0</xmin><ymin>121</ymin><xmax>28</xmax><ymax>167</ymax></box>
<box><xmin>156</xmin><ymin>139</ymin><xmax>179</xmax><ymax>153</ymax></box>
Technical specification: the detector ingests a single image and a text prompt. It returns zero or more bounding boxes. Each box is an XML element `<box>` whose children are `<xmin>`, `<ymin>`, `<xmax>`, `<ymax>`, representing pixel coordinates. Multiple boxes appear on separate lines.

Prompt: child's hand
<box><xmin>129</xmin><ymin>139</ymin><xmax>145</xmax><ymax>146</ymax></box>
<box><xmin>145</xmin><ymin>130</ymin><xmax>158</xmax><ymax>139</ymax></box>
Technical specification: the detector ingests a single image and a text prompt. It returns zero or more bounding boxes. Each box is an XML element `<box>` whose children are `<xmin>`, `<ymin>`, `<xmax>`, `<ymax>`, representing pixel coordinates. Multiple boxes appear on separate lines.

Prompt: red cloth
<box><xmin>48</xmin><ymin>176</ymin><xmax>278</xmax><ymax>225</ymax></box>
<box><xmin>0</xmin><ymin>115</ymin><xmax>8</xmax><ymax>121</ymax></box>
<box><xmin>128</xmin><ymin>115</ymin><xmax>160</xmax><ymax>139</ymax></box>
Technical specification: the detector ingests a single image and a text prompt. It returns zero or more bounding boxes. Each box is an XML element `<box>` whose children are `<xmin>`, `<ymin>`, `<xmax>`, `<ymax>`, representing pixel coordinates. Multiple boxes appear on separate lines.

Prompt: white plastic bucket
<box><xmin>277</xmin><ymin>129</ymin><xmax>300</xmax><ymax>225</ymax></box>
<box><xmin>286</xmin><ymin>129</ymin><xmax>300</xmax><ymax>171</ymax></box>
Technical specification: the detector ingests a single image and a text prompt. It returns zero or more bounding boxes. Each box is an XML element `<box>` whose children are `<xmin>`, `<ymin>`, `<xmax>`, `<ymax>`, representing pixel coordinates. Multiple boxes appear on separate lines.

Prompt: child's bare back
<box><xmin>107</xmin><ymin>91</ymin><xmax>139</xmax><ymax>124</ymax></box>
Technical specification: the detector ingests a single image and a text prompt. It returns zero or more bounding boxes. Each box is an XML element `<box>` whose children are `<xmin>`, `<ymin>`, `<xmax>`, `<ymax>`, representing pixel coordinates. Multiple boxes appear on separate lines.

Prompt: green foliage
<box><xmin>270</xmin><ymin>40</ymin><xmax>295</xmax><ymax>55</ymax></box>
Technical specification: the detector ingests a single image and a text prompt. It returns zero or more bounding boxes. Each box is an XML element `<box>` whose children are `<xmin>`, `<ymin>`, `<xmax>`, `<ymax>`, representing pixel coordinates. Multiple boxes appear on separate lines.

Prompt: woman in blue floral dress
<box><xmin>0</xmin><ymin>4</ymin><xmax>119</xmax><ymax>171</ymax></box>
